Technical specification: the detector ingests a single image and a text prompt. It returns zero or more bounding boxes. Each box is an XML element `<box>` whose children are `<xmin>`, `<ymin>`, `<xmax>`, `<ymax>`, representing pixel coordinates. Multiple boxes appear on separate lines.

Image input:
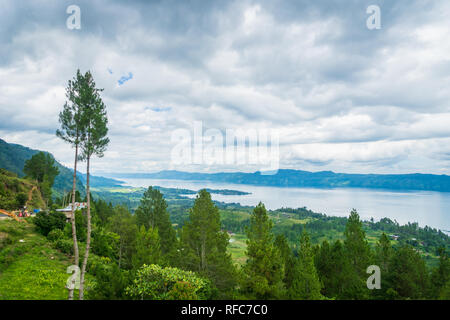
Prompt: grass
<box><xmin>228</xmin><ymin>233</ymin><xmax>247</xmax><ymax>267</ymax></box>
<box><xmin>0</xmin><ymin>219</ymin><xmax>74</xmax><ymax>300</ymax></box>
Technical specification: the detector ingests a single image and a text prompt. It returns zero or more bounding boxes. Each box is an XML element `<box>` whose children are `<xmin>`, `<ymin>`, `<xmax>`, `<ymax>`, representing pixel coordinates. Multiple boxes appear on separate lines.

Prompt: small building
<box><xmin>389</xmin><ymin>234</ymin><xmax>399</xmax><ymax>240</ymax></box>
<box><xmin>56</xmin><ymin>202</ymin><xmax>87</xmax><ymax>219</ymax></box>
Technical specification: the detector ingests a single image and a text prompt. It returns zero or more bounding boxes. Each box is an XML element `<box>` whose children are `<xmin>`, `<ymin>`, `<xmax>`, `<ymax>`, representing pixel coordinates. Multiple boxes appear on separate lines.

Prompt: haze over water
<box><xmin>116</xmin><ymin>177</ymin><xmax>450</xmax><ymax>232</ymax></box>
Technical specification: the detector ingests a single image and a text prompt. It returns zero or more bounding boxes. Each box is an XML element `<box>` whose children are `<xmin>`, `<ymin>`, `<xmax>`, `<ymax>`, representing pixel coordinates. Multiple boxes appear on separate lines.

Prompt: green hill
<box><xmin>0</xmin><ymin>138</ymin><xmax>85</xmax><ymax>197</ymax></box>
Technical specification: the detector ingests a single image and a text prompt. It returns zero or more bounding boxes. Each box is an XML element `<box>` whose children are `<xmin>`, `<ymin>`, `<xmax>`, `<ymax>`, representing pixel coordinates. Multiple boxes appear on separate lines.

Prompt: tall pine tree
<box><xmin>243</xmin><ymin>202</ymin><xmax>284</xmax><ymax>299</ymax></box>
<box><xmin>180</xmin><ymin>189</ymin><xmax>237</xmax><ymax>297</ymax></box>
<box><xmin>288</xmin><ymin>230</ymin><xmax>322</xmax><ymax>299</ymax></box>
<box><xmin>135</xmin><ymin>186</ymin><xmax>177</xmax><ymax>262</ymax></box>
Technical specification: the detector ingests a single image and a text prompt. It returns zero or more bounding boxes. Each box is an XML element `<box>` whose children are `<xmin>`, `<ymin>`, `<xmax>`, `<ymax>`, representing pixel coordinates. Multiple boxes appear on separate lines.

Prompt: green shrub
<box><xmin>53</xmin><ymin>238</ymin><xmax>74</xmax><ymax>255</ymax></box>
<box><xmin>126</xmin><ymin>264</ymin><xmax>211</xmax><ymax>300</ymax></box>
<box><xmin>15</xmin><ymin>192</ymin><xmax>27</xmax><ymax>208</ymax></box>
<box><xmin>47</xmin><ymin>229</ymin><xmax>65</xmax><ymax>242</ymax></box>
<box><xmin>33</xmin><ymin>211</ymin><xmax>67</xmax><ymax>236</ymax></box>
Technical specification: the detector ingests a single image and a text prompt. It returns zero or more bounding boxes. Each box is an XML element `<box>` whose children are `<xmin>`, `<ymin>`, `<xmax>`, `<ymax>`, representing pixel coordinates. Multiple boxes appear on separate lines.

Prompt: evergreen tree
<box><xmin>342</xmin><ymin>209</ymin><xmax>372</xmax><ymax>299</ymax></box>
<box><xmin>135</xmin><ymin>187</ymin><xmax>177</xmax><ymax>260</ymax></box>
<box><xmin>373</xmin><ymin>232</ymin><xmax>393</xmax><ymax>299</ymax></box>
<box><xmin>315</xmin><ymin>239</ymin><xmax>353</xmax><ymax>299</ymax></box>
<box><xmin>56</xmin><ymin>70</ymin><xmax>89</xmax><ymax>299</ymax></box>
<box><xmin>388</xmin><ymin>244</ymin><xmax>429</xmax><ymax>299</ymax></box>
<box><xmin>243</xmin><ymin>202</ymin><xmax>284</xmax><ymax>299</ymax></box>
<box><xmin>274</xmin><ymin>234</ymin><xmax>296</xmax><ymax>296</ymax></box>
<box><xmin>77</xmin><ymin>70</ymin><xmax>109</xmax><ymax>300</ymax></box>
<box><xmin>430</xmin><ymin>248</ymin><xmax>449</xmax><ymax>299</ymax></box>
<box><xmin>289</xmin><ymin>230</ymin><xmax>322</xmax><ymax>299</ymax></box>
<box><xmin>180</xmin><ymin>190</ymin><xmax>237</xmax><ymax>297</ymax></box>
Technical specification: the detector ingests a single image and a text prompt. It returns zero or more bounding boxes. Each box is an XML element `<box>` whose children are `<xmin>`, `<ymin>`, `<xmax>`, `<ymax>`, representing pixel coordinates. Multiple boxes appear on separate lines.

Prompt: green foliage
<box><xmin>92</xmin><ymin>228</ymin><xmax>119</xmax><ymax>260</ymax></box>
<box><xmin>132</xmin><ymin>225</ymin><xmax>161</xmax><ymax>270</ymax></box>
<box><xmin>243</xmin><ymin>202</ymin><xmax>284</xmax><ymax>299</ymax></box>
<box><xmin>106</xmin><ymin>206</ymin><xmax>137</xmax><ymax>269</ymax></box>
<box><xmin>0</xmin><ymin>219</ymin><xmax>75</xmax><ymax>299</ymax></box>
<box><xmin>47</xmin><ymin>228</ymin><xmax>65</xmax><ymax>242</ymax></box>
<box><xmin>33</xmin><ymin>211</ymin><xmax>67</xmax><ymax>236</ymax></box>
<box><xmin>87</xmin><ymin>258</ymin><xmax>132</xmax><ymax>300</ymax></box>
<box><xmin>387</xmin><ymin>244</ymin><xmax>430</xmax><ymax>299</ymax></box>
<box><xmin>315</xmin><ymin>239</ymin><xmax>353</xmax><ymax>299</ymax></box>
<box><xmin>341</xmin><ymin>209</ymin><xmax>372</xmax><ymax>299</ymax></box>
<box><xmin>135</xmin><ymin>186</ymin><xmax>177</xmax><ymax>259</ymax></box>
<box><xmin>430</xmin><ymin>248</ymin><xmax>450</xmax><ymax>299</ymax></box>
<box><xmin>126</xmin><ymin>264</ymin><xmax>211</xmax><ymax>300</ymax></box>
<box><xmin>24</xmin><ymin>152</ymin><xmax>60</xmax><ymax>200</ymax></box>
<box><xmin>53</xmin><ymin>238</ymin><xmax>74</xmax><ymax>255</ymax></box>
<box><xmin>15</xmin><ymin>192</ymin><xmax>27</xmax><ymax>208</ymax></box>
<box><xmin>180</xmin><ymin>189</ymin><xmax>237</xmax><ymax>297</ymax></box>
<box><xmin>288</xmin><ymin>231</ymin><xmax>322</xmax><ymax>299</ymax></box>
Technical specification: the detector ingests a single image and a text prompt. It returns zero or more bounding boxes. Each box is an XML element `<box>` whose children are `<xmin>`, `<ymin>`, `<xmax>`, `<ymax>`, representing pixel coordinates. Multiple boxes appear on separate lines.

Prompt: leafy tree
<box><xmin>33</xmin><ymin>210</ymin><xmax>67</xmax><ymax>236</ymax></box>
<box><xmin>135</xmin><ymin>187</ymin><xmax>177</xmax><ymax>260</ymax></box>
<box><xmin>92</xmin><ymin>198</ymin><xmax>114</xmax><ymax>227</ymax></box>
<box><xmin>180</xmin><ymin>189</ymin><xmax>237</xmax><ymax>297</ymax></box>
<box><xmin>243</xmin><ymin>202</ymin><xmax>284</xmax><ymax>299</ymax></box>
<box><xmin>15</xmin><ymin>192</ymin><xmax>27</xmax><ymax>208</ymax></box>
<box><xmin>24</xmin><ymin>152</ymin><xmax>59</xmax><ymax>185</ymax></box>
<box><xmin>126</xmin><ymin>264</ymin><xmax>211</xmax><ymax>300</ymax></box>
<box><xmin>289</xmin><ymin>230</ymin><xmax>322</xmax><ymax>299</ymax></box>
<box><xmin>106</xmin><ymin>206</ymin><xmax>138</xmax><ymax>270</ymax></box>
<box><xmin>77</xmin><ymin>70</ymin><xmax>109</xmax><ymax>300</ymax></box>
<box><xmin>87</xmin><ymin>259</ymin><xmax>132</xmax><ymax>300</ymax></box>
<box><xmin>132</xmin><ymin>225</ymin><xmax>161</xmax><ymax>270</ymax></box>
<box><xmin>24</xmin><ymin>152</ymin><xmax>59</xmax><ymax>201</ymax></box>
<box><xmin>92</xmin><ymin>228</ymin><xmax>120</xmax><ymax>260</ymax></box>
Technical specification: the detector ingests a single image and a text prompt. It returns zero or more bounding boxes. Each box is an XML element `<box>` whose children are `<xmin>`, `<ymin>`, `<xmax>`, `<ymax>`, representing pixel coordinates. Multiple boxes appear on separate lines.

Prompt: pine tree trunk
<box><xmin>68</xmin><ymin>144</ymin><xmax>80</xmax><ymax>300</ymax></box>
<box><xmin>79</xmin><ymin>155</ymin><xmax>91</xmax><ymax>300</ymax></box>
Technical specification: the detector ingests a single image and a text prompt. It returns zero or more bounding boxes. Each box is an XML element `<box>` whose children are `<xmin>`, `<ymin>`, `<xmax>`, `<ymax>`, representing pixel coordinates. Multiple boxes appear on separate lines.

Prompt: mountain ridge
<box><xmin>107</xmin><ymin>169</ymin><xmax>450</xmax><ymax>192</ymax></box>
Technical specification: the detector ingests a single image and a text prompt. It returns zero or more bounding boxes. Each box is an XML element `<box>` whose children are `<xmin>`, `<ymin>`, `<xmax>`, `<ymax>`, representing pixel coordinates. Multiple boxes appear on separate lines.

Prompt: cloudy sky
<box><xmin>1</xmin><ymin>0</ymin><xmax>450</xmax><ymax>175</ymax></box>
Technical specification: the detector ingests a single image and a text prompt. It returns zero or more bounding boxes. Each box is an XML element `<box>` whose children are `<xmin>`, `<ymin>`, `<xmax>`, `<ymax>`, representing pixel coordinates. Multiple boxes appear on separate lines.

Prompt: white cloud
<box><xmin>1</xmin><ymin>0</ymin><xmax>450</xmax><ymax>175</ymax></box>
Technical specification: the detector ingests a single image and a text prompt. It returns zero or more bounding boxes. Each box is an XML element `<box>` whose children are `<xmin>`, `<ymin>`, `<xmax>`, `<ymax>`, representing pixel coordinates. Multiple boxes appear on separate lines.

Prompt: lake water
<box><xmin>115</xmin><ymin>177</ymin><xmax>450</xmax><ymax>232</ymax></box>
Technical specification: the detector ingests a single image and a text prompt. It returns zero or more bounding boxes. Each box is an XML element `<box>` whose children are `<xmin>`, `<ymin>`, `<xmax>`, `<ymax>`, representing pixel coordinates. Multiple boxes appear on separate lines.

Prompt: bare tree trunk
<box><xmin>68</xmin><ymin>144</ymin><xmax>80</xmax><ymax>300</ymax></box>
<box><xmin>79</xmin><ymin>155</ymin><xmax>91</xmax><ymax>300</ymax></box>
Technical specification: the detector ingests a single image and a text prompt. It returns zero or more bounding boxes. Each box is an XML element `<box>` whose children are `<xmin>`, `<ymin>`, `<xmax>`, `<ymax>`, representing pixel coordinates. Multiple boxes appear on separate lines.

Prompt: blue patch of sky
<box><xmin>118</xmin><ymin>72</ymin><xmax>133</xmax><ymax>85</ymax></box>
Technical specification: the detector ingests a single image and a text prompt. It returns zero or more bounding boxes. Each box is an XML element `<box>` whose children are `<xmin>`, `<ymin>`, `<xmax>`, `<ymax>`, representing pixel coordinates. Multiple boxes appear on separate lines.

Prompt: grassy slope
<box><xmin>0</xmin><ymin>219</ymin><xmax>73</xmax><ymax>300</ymax></box>
<box><xmin>0</xmin><ymin>170</ymin><xmax>46</xmax><ymax>211</ymax></box>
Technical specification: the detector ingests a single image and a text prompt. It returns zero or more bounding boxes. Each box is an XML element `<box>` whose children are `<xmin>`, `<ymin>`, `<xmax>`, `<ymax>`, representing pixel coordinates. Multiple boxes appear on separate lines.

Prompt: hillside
<box><xmin>0</xmin><ymin>219</ymin><xmax>73</xmax><ymax>299</ymax></box>
<box><xmin>0</xmin><ymin>169</ymin><xmax>45</xmax><ymax>211</ymax></box>
<box><xmin>0</xmin><ymin>138</ymin><xmax>124</xmax><ymax>197</ymax></box>
<box><xmin>0</xmin><ymin>138</ymin><xmax>85</xmax><ymax>197</ymax></box>
<box><xmin>111</xmin><ymin>169</ymin><xmax>450</xmax><ymax>192</ymax></box>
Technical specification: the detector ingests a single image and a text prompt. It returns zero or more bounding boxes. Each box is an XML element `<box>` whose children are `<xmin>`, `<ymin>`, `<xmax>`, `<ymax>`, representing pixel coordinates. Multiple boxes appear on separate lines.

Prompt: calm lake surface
<box><xmin>115</xmin><ymin>177</ymin><xmax>450</xmax><ymax>232</ymax></box>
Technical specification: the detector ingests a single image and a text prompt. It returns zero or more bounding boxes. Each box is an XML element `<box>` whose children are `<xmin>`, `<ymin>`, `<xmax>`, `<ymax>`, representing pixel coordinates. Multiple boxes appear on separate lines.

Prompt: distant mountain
<box><xmin>110</xmin><ymin>169</ymin><xmax>450</xmax><ymax>192</ymax></box>
<box><xmin>0</xmin><ymin>138</ymin><xmax>123</xmax><ymax>196</ymax></box>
